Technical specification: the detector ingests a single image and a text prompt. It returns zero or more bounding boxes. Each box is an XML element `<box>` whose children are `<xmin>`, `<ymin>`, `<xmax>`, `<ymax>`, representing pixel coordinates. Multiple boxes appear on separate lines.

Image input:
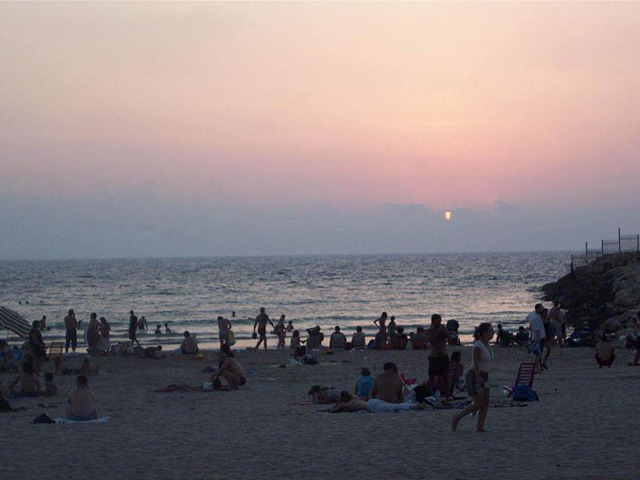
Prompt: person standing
<box><xmin>218</xmin><ymin>316</ymin><xmax>232</xmax><ymax>348</ymax></box>
<box><xmin>452</xmin><ymin>322</ymin><xmax>494</xmax><ymax>432</ymax></box>
<box><xmin>373</xmin><ymin>312</ymin><xmax>388</xmax><ymax>349</ymax></box>
<box><xmin>128</xmin><ymin>310</ymin><xmax>142</xmax><ymax>347</ymax></box>
<box><xmin>87</xmin><ymin>313</ymin><xmax>101</xmax><ymax>353</ymax></box>
<box><xmin>64</xmin><ymin>309</ymin><xmax>78</xmax><ymax>353</ymax></box>
<box><xmin>98</xmin><ymin>317</ymin><xmax>111</xmax><ymax>352</ymax></box>
<box><xmin>387</xmin><ymin>316</ymin><xmax>398</xmax><ymax>349</ymax></box>
<box><xmin>253</xmin><ymin>307</ymin><xmax>274</xmax><ymax>351</ymax></box>
<box><xmin>549</xmin><ymin>301</ymin><xmax>565</xmax><ymax>347</ymax></box>
<box><xmin>39</xmin><ymin>315</ymin><xmax>47</xmax><ymax>331</ymax></box>
<box><xmin>527</xmin><ymin>304</ymin><xmax>546</xmax><ymax>372</ymax></box>
<box><xmin>29</xmin><ymin>321</ymin><xmax>47</xmax><ymax>374</ymax></box>
<box><xmin>276</xmin><ymin>315</ymin><xmax>287</xmax><ymax>350</ymax></box>
<box><xmin>425</xmin><ymin>314</ymin><xmax>452</xmax><ymax>394</ymax></box>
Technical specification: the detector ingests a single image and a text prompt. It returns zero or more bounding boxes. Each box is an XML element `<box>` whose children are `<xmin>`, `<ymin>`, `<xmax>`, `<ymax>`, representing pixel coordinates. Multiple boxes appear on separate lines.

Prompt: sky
<box><xmin>1</xmin><ymin>2</ymin><xmax>639</xmax><ymax>259</ymax></box>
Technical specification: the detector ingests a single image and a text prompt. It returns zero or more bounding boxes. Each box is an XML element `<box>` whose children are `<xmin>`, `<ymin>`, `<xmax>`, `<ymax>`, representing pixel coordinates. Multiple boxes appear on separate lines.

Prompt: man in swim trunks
<box><xmin>128</xmin><ymin>310</ymin><xmax>142</xmax><ymax>347</ymax></box>
<box><xmin>64</xmin><ymin>309</ymin><xmax>78</xmax><ymax>353</ymax></box>
<box><xmin>425</xmin><ymin>314</ymin><xmax>451</xmax><ymax>394</ymax></box>
<box><xmin>212</xmin><ymin>353</ymin><xmax>246</xmax><ymax>389</ymax></box>
<box><xmin>253</xmin><ymin>307</ymin><xmax>274</xmax><ymax>351</ymax></box>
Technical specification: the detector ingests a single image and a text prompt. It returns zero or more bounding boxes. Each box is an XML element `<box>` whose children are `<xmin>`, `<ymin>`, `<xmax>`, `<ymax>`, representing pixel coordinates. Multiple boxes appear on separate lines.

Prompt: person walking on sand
<box><xmin>64</xmin><ymin>309</ymin><xmax>78</xmax><ymax>353</ymax></box>
<box><xmin>128</xmin><ymin>310</ymin><xmax>142</xmax><ymax>347</ymax></box>
<box><xmin>253</xmin><ymin>307</ymin><xmax>274</xmax><ymax>351</ymax></box>
<box><xmin>424</xmin><ymin>314</ymin><xmax>451</xmax><ymax>394</ymax></box>
<box><xmin>218</xmin><ymin>316</ymin><xmax>232</xmax><ymax>348</ymax></box>
<box><xmin>527</xmin><ymin>304</ymin><xmax>546</xmax><ymax>373</ymax></box>
<box><xmin>452</xmin><ymin>322</ymin><xmax>494</xmax><ymax>432</ymax></box>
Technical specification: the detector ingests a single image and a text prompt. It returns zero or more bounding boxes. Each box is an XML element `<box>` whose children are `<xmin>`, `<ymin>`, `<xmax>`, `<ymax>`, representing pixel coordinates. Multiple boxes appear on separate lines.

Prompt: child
<box><xmin>448</xmin><ymin>351</ymin><xmax>465</xmax><ymax>395</ymax></box>
<box><xmin>44</xmin><ymin>372</ymin><xmax>58</xmax><ymax>396</ymax></box>
<box><xmin>82</xmin><ymin>358</ymin><xmax>100</xmax><ymax>375</ymax></box>
<box><xmin>290</xmin><ymin>330</ymin><xmax>301</xmax><ymax>349</ymax></box>
<box><xmin>354</xmin><ymin>367</ymin><xmax>373</xmax><ymax>400</ymax></box>
<box><xmin>595</xmin><ymin>335</ymin><xmax>615</xmax><ymax>368</ymax></box>
<box><xmin>155</xmin><ymin>324</ymin><xmax>163</xmax><ymax>335</ymax></box>
<box><xmin>67</xmin><ymin>375</ymin><xmax>97</xmax><ymax>421</ymax></box>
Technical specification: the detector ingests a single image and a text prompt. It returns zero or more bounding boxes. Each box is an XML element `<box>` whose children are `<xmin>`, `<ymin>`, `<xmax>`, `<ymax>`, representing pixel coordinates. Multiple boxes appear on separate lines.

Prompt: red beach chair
<box><xmin>503</xmin><ymin>362</ymin><xmax>536</xmax><ymax>396</ymax></box>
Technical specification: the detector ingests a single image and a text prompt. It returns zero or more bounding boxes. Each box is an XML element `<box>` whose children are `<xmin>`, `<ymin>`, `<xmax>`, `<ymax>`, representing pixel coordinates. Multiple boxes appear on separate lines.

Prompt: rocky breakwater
<box><xmin>541</xmin><ymin>252</ymin><xmax>640</xmax><ymax>330</ymax></box>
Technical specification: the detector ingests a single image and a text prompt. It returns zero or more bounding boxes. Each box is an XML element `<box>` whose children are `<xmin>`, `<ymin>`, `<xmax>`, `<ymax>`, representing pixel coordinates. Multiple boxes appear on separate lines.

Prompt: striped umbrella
<box><xmin>0</xmin><ymin>306</ymin><xmax>32</xmax><ymax>338</ymax></box>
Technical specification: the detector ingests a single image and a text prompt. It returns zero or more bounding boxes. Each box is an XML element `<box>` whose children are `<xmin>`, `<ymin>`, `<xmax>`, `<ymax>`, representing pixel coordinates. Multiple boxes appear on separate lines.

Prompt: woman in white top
<box><xmin>452</xmin><ymin>322</ymin><xmax>494</xmax><ymax>432</ymax></box>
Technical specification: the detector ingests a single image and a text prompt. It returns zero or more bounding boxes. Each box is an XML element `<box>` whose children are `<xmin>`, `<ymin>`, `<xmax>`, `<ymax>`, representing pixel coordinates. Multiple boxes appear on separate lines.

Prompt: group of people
<box><xmin>307</xmin><ymin>318</ymin><xmax>496</xmax><ymax>432</ymax></box>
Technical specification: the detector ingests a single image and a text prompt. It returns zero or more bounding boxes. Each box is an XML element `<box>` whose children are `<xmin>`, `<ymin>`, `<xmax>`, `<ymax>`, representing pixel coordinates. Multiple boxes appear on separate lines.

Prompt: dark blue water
<box><xmin>0</xmin><ymin>252</ymin><xmax>566</xmax><ymax>347</ymax></box>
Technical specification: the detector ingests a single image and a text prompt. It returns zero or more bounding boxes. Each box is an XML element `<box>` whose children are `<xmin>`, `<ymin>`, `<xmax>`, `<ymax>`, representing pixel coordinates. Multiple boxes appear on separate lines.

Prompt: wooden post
<box><xmin>601</xmin><ymin>239</ymin><xmax>604</xmax><ymax>256</ymax></box>
<box><xmin>637</xmin><ymin>234</ymin><xmax>639</xmax><ymax>253</ymax></box>
<box><xmin>585</xmin><ymin>242</ymin><xmax>589</xmax><ymax>274</ymax></box>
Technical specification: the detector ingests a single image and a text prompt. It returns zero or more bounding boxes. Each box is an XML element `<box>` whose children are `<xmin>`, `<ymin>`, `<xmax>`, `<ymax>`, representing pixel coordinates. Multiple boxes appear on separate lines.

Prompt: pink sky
<box><xmin>2</xmin><ymin>2</ymin><xmax>640</xmax><ymax>213</ymax></box>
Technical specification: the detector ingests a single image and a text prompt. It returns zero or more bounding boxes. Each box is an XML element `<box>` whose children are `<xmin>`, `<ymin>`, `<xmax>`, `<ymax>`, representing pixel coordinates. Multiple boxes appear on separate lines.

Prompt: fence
<box><xmin>570</xmin><ymin>228</ymin><xmax>640</xmax><ymax>273</ymax></box>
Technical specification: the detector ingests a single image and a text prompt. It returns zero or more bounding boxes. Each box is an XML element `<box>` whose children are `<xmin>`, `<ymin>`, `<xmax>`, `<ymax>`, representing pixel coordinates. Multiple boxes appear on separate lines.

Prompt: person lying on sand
<box><xmin>67</xmin><ymin>375</ymin><xmax>97</xmax><ymax>421</ymax></box>
<box><xmin>211</xmin><ymin>353</ymin><xmax>246</xmax><ymax>389</ymax></box>
<box><xmin>308</xmin><ymin>385</ymin><xmax>340</xmax><ymax>404</ymax></box>
<box><xmin>330</xmin><ymin>391</ymin><xmax>368</xmax><ymax>413</ymax></box>
<box><xmin>136</xmin><ymin>345</ymin><xmax>164</xmax><ymax>359</ymax></box>
<box><xmin>371</xmin><ymin>362</ymin><xmax>404</xmax><ymax>404</ymax></box>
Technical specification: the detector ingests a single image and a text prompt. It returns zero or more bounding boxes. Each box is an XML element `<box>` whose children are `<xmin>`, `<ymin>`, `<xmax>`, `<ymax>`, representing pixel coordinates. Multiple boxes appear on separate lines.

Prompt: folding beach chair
<box><xmin>503</xmin><ymin>362</ymin><xmax>536</xmax><ymax>396</ymax></box>
<box><xmin>47</xmin><ymin>342</ymin><xmax>64</xmax><ymax>360</ymax></box>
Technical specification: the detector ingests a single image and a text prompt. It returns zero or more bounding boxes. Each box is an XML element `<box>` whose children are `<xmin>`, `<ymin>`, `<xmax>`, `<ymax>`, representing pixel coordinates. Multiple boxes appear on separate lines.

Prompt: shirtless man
<box><xmin>64</xmin><ymin>309</ymin><xmax>78</xmax><ymax>353</ymax></box>
<box><xmin>128</xmin><ymin>310</ymin><xmax>142</xmax><ymax>347</ymax></box>
<box><xmin>212</xmin><ymin>353</ymin><xmax>246</xmax><ymax>389</ymax></box>
<box><xmin>217</xmin><ymin>316</ymin><xmax>232</xmax><ymax>347</ymax></box>
<box><xmin>371</xmin><ymin>362</ymin><xmax>404</xmax><ymax>403</ymax></box>
<box><xmin>253</xmin><ymin>307</ymin><xmax>274</xmax><ymax>351</ymax></box>
<box><xmin>425</xmin><ymin>314</ymin><xmax>452</xmax><ymax>393</ymax></box>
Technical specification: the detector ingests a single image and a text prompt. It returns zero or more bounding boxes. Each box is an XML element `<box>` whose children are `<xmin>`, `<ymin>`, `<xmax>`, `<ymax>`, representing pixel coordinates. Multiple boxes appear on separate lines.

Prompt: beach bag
<box><xmin>512</xmin><ymin>385</ymin><xmax>539</xmax><ymax>402</ymax></box>
<box><xmin>228</xmin><ymin>330</ymin><xmax>236</xmax><ymax>346</ymax></box>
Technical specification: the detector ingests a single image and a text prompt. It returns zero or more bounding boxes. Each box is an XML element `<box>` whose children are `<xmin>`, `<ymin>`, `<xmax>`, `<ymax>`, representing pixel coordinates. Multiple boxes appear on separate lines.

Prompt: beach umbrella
<box><xmin>0</xmin><ymin>306</ymin><xmax>31</xmax><ymax>338</ymax></box>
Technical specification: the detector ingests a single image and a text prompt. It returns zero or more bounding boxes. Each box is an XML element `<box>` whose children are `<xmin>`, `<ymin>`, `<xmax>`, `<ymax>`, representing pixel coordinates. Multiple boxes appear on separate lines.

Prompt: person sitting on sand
<box><xmin>305</xmin><ymin>326</ymin><xmax>324</xmax><ymax>350</ymax></box>
<box><xmin>371</xmin><ymin>362</ymin><xmax>404</xmax><ymax>404</ymax></box>
<box><xmin>67</xmin><ymin>375</ymin><xmax>97</xmax><ymax>421</ymax></box>
<box><xmin>9</xmin><ymin>361</ymin><xmax>40</xmax><ymax>397</ymax></box>
<box><xmin>330</xmin><ymin>326</ymin><xmax>347</xmax><ymax>350</ymax></box>
<box><xmin>290</xmin><ymin>330</ymin><xmax>302</xmax><ymax>349</ymax></box>
<box><xmin>181</xmin><ymin>331</ymin><xmax>199</xmax><ymax>355</ymax></box>
<box><xmin>396</xmin><ymin>327</ymin><xmax>408</xmax><ymax>349</ymax></box>
<box><xmin>410</xmin><ymin>327</ymin><xmax>428</xmax><ymax>350</ymax></box>
<box><xmin>154</xmin><ymin>324</ymin><xmax>163</xmax><ymax>335</ymax></box>
<box><xmin>308</xmin><ymin>385</ymin><xmax>340</xmax><ymax>404</ymax></box>
<box><xmin>595</xmin><ymin>335</ymin><xmax>615</xmax><ymax>368</ymax></box>
<box><xmin>44</xmin><ymin>372</ymin><xmax>57</xmax><ymax>396</ymax></box>
<box><xmin>514</xmin><ymin>326</ymin><xmax>529</xmax><ymax>347</ymax></box>
<box><xmin>81</xmin><ymin>358</ymin><xmax>99</xmax><ymax>375</ymax></box>
<box><xmin>211</xmin><ymin>353</ymin><xmax>246</xmax><ymax>389</ymax></box>
<box><xmin>354</xmin><ymin>367</ymin><xmax>373</xmax><ymax>400</ymax></box>
<box><xmin>293</xmin><ymin>346</ymin><xmax>319</xmax><ymax>365</ymax></box>
<box><xmin>330</xmin><ymin>391</ymin><xmax>368</xmax><ymax>413</ymax></box>
<box><xmin>352</xmin><ymin>326</ymin><xmax>366</xmax><ymax>350</ymax></box>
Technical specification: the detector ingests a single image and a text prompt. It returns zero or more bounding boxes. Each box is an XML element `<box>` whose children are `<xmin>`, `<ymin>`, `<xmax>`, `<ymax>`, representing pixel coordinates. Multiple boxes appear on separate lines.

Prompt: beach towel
<box><xmin>365</xmin><ymin>399</ymin><xmax>413</xmax><ymax>413</ymax></box>
<box><xmin>54</xmin><ymin>417</ymin><xmax>110</xmax><ymax>424</ymax></box>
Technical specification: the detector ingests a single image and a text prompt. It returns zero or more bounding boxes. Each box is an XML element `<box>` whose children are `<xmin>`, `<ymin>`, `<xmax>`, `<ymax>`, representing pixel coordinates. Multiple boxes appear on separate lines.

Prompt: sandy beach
<box><xmin>1</xmin><ymin>345</ymin><xmax>637</xmax><ymax>480</ymax></box>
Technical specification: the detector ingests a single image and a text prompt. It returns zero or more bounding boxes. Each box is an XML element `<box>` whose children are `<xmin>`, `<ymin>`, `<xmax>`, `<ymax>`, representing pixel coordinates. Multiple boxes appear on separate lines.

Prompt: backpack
<box><xmin>512</xmin><ymin>385</ymin><xmax>539</xmax><ymax>402</ymax></box>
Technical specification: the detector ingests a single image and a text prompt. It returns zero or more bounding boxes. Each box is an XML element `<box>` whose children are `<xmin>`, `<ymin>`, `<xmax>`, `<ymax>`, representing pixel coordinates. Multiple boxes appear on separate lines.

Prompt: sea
<box><xmin>0</xmin><ymin>252</ymin><xmax>567</xmax><ymax>349</ymax></box>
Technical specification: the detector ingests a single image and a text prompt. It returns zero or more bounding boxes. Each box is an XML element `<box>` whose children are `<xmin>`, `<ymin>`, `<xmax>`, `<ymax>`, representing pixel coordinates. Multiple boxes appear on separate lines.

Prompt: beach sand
<box><xmin>1</xmin><ymin>345</ymin><xmax>637</xmax><ymax>480</ymax></box>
